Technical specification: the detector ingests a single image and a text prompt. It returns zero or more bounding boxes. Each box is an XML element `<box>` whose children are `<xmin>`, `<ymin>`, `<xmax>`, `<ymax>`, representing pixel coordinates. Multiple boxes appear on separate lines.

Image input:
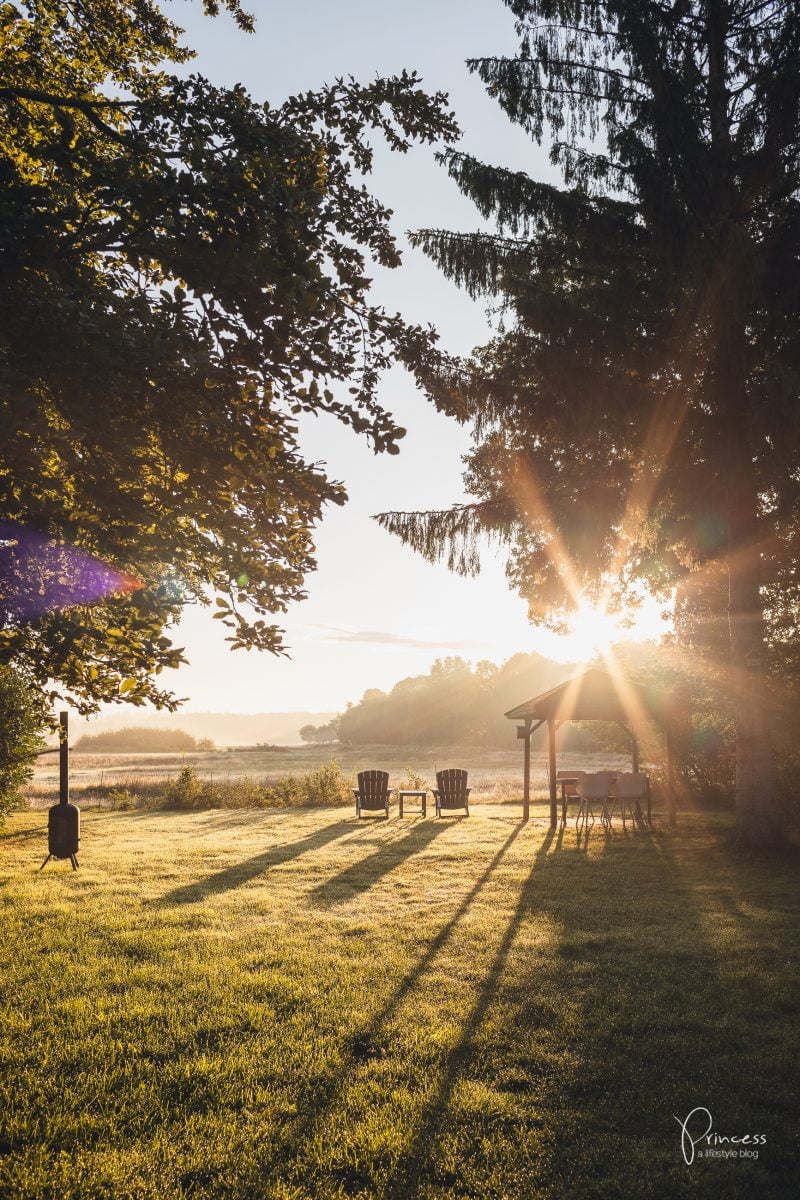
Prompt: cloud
<box><xmin>308</xmin><ymin>624</ymin><xmax>482</xmax><ymax>651</ymax></box>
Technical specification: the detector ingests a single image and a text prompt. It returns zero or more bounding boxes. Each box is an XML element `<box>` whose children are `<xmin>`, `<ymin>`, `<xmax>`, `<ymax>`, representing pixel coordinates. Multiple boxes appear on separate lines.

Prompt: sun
<box><xmin>530</xmin><ymin>592</ymin><xmax>672</xmax><ymax>665</ymax></box>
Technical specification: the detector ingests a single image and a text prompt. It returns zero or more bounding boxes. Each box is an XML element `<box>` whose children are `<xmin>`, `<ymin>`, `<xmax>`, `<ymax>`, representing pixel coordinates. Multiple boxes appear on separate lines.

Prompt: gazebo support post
<box><xmin>522</xmin><ymin>717</ymin><xmax>532</xmax><ymax>823</ymax></box>
<box><xmin>665</xmin><ymin>725</ymin><xmax>677</xmax><ymax>827</ymax></box>
<box><xmin>547</xmin><ymin>719</ymin><xmax>558</xmax><ymax>829</ymax></box>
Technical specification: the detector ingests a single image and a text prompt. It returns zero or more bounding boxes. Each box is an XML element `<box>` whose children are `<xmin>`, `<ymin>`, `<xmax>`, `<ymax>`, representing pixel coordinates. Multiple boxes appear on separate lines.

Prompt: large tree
<box><xmin>380</xmin><ymin>0</ymin><xmax>800</xmax><ymax>849</ymax></box>
<box><xmin>0</xmin><ymin>1</ymin><xmax>456</xmax><ymax>712</ymax></box>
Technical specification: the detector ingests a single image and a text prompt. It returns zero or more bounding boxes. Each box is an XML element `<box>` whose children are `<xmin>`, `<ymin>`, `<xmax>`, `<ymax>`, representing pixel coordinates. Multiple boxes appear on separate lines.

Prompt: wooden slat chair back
<box><xmin>353</xmin><ymin>770</ymin><xmax>392</xmax><ymax>819</ymax></box>
<box><xmin>433</xmin><ymin>768</ymin><xmax>470</xmax><ymax>816</ymax></box>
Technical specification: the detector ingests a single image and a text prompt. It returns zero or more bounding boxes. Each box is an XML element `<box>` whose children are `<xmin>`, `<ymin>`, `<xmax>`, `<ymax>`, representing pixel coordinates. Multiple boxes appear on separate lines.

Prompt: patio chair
<box><xmin>612</xmin><ymin>772</ymin><xmax>650</xmax><ymax>828</ymax></box>
<box><xmin>432</xmin><ymin>769</ymin><xmax>470</xmax><ymax>817</ymax></box>
<box><xmin>352</xmin><ymin>770</ymin><xmax>394</xmax><ymax>819</ymax></box>
<box><xmin>576</xmin><ymin>772</ymin><xmax>612</xmax><ymax>829</ymax></box>
<box><xmin>595</xmin><ymin>770</ymin><xmax>620</xmax><ymax>826</ymax></box>
<box><xmin>556</xmin><ymin>770</ymin><xmax>585</xmax><ymax>826</ymax></box>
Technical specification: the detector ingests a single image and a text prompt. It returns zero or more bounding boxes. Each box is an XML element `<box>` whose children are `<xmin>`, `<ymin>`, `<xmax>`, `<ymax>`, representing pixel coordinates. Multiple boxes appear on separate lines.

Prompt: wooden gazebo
<box><xmin>505</xmin><ymin>667</ymin><xmax>683</xmax><ymax>827</ymax></box>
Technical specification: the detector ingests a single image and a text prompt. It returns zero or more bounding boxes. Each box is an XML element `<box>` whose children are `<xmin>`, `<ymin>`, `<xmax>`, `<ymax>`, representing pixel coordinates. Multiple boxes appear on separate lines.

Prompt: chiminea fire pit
<box><xmin>40</xmin><ymin>711</ymin><xmax>79</xmax><ymax>871</ymax></box>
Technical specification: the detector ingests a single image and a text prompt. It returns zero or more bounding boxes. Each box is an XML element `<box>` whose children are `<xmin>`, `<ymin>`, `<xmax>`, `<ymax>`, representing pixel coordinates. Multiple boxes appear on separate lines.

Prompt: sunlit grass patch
<box><xmin>1</xmin><ymin>807</ymin><xmax>798</xmax><ymax>1198</ymax></box>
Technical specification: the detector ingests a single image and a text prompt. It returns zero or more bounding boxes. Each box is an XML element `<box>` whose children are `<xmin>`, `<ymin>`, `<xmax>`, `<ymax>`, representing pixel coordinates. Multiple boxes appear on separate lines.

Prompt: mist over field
<box><xmin>69</xmin><ymin>711</ymin><xmax>338</xmax><ymax>747</ymax></box>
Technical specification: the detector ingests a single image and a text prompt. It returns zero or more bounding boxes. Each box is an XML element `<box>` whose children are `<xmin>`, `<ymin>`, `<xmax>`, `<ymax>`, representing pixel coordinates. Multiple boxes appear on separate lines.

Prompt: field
<box><xmin>26</xmin><ymin>746</ymin><xmax>632</xmax><ymax>808</ymax></box>
<box><xmin>1</xmin><ymin>804</ymin><xmax>798</xmax><ymax>1199</ymax></box>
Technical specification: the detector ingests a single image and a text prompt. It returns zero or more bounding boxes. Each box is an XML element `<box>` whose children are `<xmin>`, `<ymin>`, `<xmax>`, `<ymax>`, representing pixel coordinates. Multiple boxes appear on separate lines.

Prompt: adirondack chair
<box><xmin>352</xmin><ymin>770</ymin><xmax>394</xmax><ymax>819</ymax></box>
<box><xmin>432</xmin><ymin>768</ymin><xmax>470</xmax><ymax>817</ymax></box>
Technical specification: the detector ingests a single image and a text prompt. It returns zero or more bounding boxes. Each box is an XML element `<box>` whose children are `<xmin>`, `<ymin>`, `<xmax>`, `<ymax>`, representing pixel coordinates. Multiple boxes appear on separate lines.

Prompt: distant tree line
<box><xmin>300</xmin><ymin>654</ymin><xmax>597</xmax><ymax>749</ymax></box>
<box><xmin>75</xmin><ymin>728</ymin><xmax>215</xmax><ymax>753</ymax></box>
<box><xmin>300</xmin><ymin>641</ymin><xmax>800</xmax><ymax>817</ymax></box>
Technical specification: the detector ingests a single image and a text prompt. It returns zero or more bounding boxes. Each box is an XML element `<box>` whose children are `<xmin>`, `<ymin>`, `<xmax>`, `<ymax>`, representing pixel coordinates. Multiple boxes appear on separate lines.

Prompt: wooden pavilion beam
<box><xmin>665</xmin><ymin>723</ymin><xmax>677</xmax><ymax>827</ymax></box>
<box><xmin>548</xmin><ymin>718</ymin><xmax>558</xmax><ymax>829</ymax></box>
<box><xmin>521</xmin><ymin>718</ymin><xmax>545</xmax><ymax>822</ymax></box>
<box><xmin>522</xmin><ymin>717</ymin><xmax>532</xmax><ymax>823</ymax></box>
<box><xmin>616</xmin><ymin>721</ymin><xmax>640</xmax><ymax>773</ymax></box>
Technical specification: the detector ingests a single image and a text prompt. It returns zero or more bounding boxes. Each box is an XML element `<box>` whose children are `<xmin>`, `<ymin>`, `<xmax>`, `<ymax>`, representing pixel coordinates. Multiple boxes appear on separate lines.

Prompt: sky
<box><xmin>130</xmin><ymin>0</ymin><xmax>661</xmax><ymax>716</ymax></box>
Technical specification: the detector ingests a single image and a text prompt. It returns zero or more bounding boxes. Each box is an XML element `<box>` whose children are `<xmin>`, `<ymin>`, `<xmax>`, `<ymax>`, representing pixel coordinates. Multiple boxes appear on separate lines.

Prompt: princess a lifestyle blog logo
<box><xmin>674</xmin><ymin>1107</ymin><xmax>767</xmax><ymax>1164</ymax></box>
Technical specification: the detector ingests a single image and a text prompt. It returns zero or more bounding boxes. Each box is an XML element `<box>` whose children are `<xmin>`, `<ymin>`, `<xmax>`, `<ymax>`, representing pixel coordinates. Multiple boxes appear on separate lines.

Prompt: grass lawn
<box><xmin>1</xmin><ymin>805</ymin><xmax>798</xmax><ymax>1199</ymax></box>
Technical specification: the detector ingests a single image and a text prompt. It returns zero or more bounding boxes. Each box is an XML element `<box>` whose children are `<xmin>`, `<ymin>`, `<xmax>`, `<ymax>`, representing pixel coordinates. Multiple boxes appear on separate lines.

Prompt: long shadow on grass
<box><xmin>385</xmin><ymin>824</ymin><xmax>799</xmax><ymax>1200</ymax></box>
<box><xmin>155</xmin><ymin>819</ymin><xmax>362</xmax><ymax>906</ymax></box>
<box><xmin>262</xmin><ymin>824</ymin><xmax>525</xmax><ymax>1193</ymax></box>
<box><xmin>383</xmin><ymin>828</ymin><xmax>554</xmax><ymax>1200</ymax></box>
<box><xmin>309</xmin><ymin>818</ymin><xmax>450</xmax><ymax>908</ymax></box>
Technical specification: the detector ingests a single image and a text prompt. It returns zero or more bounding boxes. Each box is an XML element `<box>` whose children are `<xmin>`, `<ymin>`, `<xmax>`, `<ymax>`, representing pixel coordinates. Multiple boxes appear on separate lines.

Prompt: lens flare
<box><xmin>0</xmin><ymin>521</ymin><xmax>139</xmax><ymax>620</ymax></box>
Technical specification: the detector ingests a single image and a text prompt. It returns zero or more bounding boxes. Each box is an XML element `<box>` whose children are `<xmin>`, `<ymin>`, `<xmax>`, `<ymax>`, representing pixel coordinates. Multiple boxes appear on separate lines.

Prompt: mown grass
<box><xmin>1</xmin><ymin>805</ymin><xmax>798</xmax><ymax>1199</ymax></box>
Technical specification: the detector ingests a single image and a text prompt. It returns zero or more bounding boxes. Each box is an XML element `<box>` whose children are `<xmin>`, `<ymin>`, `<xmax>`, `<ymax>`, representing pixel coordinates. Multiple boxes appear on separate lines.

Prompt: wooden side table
<box><xmin>399</xmin><ymin>789</ymin><xmax>427</xmax><ymax>817</ymax></box>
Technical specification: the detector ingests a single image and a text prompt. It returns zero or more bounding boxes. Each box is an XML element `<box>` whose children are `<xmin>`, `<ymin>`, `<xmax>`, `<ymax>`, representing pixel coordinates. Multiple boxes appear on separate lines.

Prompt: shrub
<box><xmin>404</xmin><ymin>765</ymin><xmax>428</xmax><ymax>790</ymax></box>
<box><xmin>301</xmin><ymin>760</ymin><xmax>351</xmax><ymax>805</ymax></box>
<box><xmin>259</xmin><ymin>761</ymin><xmax>351</xmax><ymax>808</ymax></box>
<box><xmin>157</xmin><ymin>759</ymin><xmax>351</xmax><ymax>811</ymax></box>
<box><xmin>774</xmin><ymin>747</ymin><xmax>800</xmax><ymax>829</ymax></box>
<box><xmin>163</xmin><ymin>766</ymin><xmax>205</xmax><ymax>809</ymax></box>
<box><xmin>215</xmin><ymin>775</ymin><xmax>267</xmax><ymax>808</ymax></box>
<box><xmin>0</xmin><ymin>667</ymin><xmax>48</xmax><ymax>823</ymax></box>
<box><xmin>108</xmin><ymin>788</ymin><xmax>137</xmax><ymax>811</ymax></box>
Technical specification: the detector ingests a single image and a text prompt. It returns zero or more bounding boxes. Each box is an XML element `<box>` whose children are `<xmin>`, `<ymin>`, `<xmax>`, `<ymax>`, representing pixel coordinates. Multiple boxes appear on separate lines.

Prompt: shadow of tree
<box><xmin>261</xmin><ymin>823</ymin><xmax>525</xmax><ymax>1193</ymax></box>
<box><xmin>385</xmin><ymin>827</ymin><xmax>799</xmax><ymax>1199</ymax></box>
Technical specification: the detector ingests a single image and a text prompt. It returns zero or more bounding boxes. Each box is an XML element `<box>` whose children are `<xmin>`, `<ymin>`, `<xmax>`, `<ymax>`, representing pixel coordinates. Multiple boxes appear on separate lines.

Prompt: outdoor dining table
<box><xmin>557</xmin><ymin>772</ymin><xmax>627</xmax><ymax>826</ymax></box>
<box><xmin>558</xmin><ymin>772</ymin><xmax>652</xmax><ymax>827</ymax></box>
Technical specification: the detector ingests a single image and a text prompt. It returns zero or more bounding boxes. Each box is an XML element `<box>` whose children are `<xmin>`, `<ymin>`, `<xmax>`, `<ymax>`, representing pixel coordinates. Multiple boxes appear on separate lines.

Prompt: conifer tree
<box><xmin>379</xmin><ymin>1</ymin><xmax>800</xmax><ymax>850</ymax></box>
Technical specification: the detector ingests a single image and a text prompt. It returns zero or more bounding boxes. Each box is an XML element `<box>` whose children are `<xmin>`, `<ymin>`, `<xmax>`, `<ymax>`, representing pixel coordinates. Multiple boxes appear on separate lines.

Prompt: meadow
<box><xmin>1</xmin><ymin>803</ymin><xmax>798</xmax><ymax>1199</ymax></box>
<box><xmin>26</xmin><ymin>746</ymin><xmax>631</xmax><ymax>809</ymax></box>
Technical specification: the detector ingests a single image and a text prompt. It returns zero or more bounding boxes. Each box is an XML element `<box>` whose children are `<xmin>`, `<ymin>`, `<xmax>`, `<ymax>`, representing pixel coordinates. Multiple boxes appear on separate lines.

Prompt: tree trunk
<box><xmin>715</xmin><ymin>289</ymin><xmax>784</xmax><ymax>851</ymax></box>
<box><xmin>727</xmin><ymin>547</ymin><xmax>784</xmax><ymax>851</ymax></box>
<box><xmin>704</xmin><ymin>5</ymin><xmax>783</xmax><ymax>850</ymax></box>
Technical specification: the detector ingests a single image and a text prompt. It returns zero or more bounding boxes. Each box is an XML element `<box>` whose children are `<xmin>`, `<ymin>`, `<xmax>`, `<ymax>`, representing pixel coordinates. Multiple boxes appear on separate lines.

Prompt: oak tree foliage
<box><xmin>0</xmin><ymin>0</ymin><xmax>457</xmax><ymax>712</ymax></box>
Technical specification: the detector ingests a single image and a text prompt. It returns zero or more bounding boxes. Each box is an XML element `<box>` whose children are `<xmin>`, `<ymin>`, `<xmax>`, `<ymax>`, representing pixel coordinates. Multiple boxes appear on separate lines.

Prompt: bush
<box><xmin>158</xmin><ymin>759</ymin><xmax>352</xmax><ymax>811</ymax></box>
<box><xmin>0</xmin><ymin>667</ymin><xmax>48</xmax><ymax>823</ymax></box>
<box><xmin>107</xmin><ymin>788</ymin><xmax>138</xmax><ymax>811</ymax></box>
<box><xmin>774</xmin><ymin>747</ymin><xmax>800</xmax><ymax>829</ymax></box>
<box><xmin>163</xmin><ymin>766</ymin><xmax>205</xmax><ymax>809</ymax></box>
<box><xmin>404</xmin><ymin>765</ymin><xmax>428</xmax><ymax>790</ymax></box>
<box><xmin>300</xmin><ymin>760</ymin><xmax>351</xmax><ymax>805</ymax></box>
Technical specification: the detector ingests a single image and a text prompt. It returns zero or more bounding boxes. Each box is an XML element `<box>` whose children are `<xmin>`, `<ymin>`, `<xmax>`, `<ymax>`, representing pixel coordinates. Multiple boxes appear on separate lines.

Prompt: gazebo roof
<box><xmin>504</xmin><ymin>666</ymin><xmax>682</xmax><ymax>727</ymax></box>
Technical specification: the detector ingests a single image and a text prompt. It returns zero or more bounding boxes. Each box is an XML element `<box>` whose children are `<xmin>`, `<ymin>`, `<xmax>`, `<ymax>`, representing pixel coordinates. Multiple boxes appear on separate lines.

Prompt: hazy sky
<box><xmin>155</xmin><ymin>1</ymin><xmax>562</xmax><ymax>713</ymax></box>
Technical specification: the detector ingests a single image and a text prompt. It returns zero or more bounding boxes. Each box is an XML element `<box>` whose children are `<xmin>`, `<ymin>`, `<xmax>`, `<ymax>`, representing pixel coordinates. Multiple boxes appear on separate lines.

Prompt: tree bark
<box><xmin>715</xmin><ymin>329</ymin><xmax>784</xmax><ymax>849</ymax></box>
<box><xmin>705</xmin><ymin>2</ymin><xmax>784</xmax><ymax>851</ymax></box>
<box><xmin>726</xmin><ymin>516</ymin><xmax>785</xmax><ymax>851</ymax></box>
<box><xmin>717</xmin><ymin>288</ymin><xmax>784</xmax><ymax>850</ymax></box>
